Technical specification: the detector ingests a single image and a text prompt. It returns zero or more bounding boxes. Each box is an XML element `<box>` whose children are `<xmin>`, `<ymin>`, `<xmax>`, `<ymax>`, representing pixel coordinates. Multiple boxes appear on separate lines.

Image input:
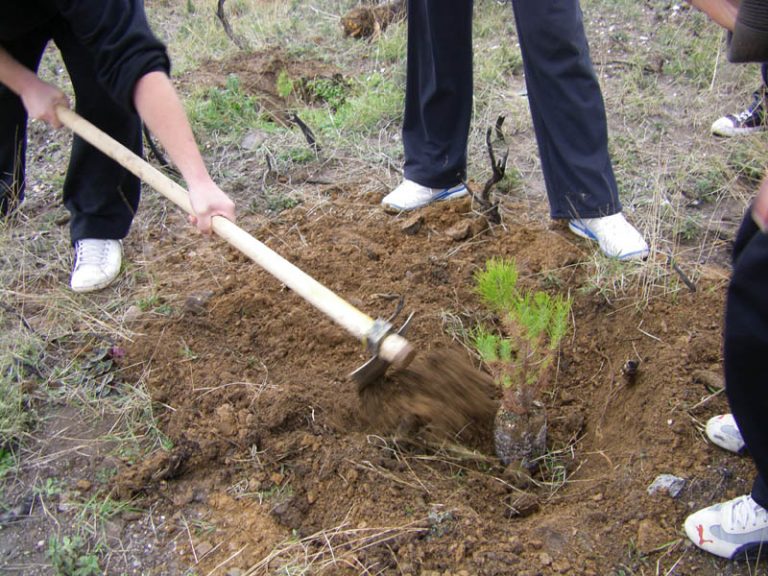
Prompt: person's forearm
<box><xmin>133</xmin><ymin>71</ymin><xmax>213</xmax><ymax>187</ymax></box>
<box><xmin>688</xmin><ymin>0</ymin><xmax>738</xmax><ymax>31</ymax></box>
<box><xmin>0</xmin><ymin>45</ymin><xmax>41</xmax><ymax>97</ymax></box>
<box><xmin>0</xmin><ymin>45</ymin><xmax>69</xmax><ymax>126</ymax></box>
<box><xmin>133</xmin><ymin>70</ymin><xmax>235</xmax><ymax>232</ymax></box>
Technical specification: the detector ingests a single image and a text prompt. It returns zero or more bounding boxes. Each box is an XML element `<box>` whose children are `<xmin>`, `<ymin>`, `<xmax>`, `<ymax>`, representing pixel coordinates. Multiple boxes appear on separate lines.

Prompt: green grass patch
<box><xmin>186</xmin><ymin>74</ymin><xmax>267</xmax><ymax>139</ymax></box>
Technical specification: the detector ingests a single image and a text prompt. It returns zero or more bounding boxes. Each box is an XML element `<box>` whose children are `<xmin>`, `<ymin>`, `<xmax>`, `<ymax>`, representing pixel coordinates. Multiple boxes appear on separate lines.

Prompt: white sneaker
<box><xmin>70</xmin><ymin>239</ymin><xmax>123</xmax><ymax>293</ymax></box>
<box><xmin>381</xmin><ymin>179</ymin><xmax>468</xmax><ymax>212</ymax></box>
<box><xmin>706</xmin><ymin>414</ymin><xmax>746</xmax><ymax>454</ymax></box>
<box><xmin>568</xmin><ymin>213</ymin><xmax>649</xmax><ymax>260</ymax></box>
<box><xmin>684</xmin><ymin>495</ymin><xmax>768</xmax><ymax>559</ymax></box>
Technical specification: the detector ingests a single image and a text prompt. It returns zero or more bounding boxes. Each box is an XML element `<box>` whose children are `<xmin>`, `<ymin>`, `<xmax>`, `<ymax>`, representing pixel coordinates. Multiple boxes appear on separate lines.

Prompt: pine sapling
<box><xmin>473</xmin><ymin>259</ymin><xmax>571</xmax><ymax>469</ymax></box>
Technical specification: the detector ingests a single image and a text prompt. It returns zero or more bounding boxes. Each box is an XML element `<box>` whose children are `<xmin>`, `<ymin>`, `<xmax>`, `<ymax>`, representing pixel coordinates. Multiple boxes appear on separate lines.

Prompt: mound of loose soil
<box><xmin>112</xmin><ymin>185</ymin><xmax>744</xmax><ymax>575</ymax></box>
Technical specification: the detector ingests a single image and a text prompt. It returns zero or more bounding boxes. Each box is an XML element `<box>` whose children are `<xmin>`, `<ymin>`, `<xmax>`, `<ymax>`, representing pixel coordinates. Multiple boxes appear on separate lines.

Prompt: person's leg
<box><xmin>725</xmin><ymin>214</ymin><xmax>768</xmax><ymax>509</ymax></box>
<box><xmin>51</xmin><ymin>16</ymin><xmax>142</xmax><ymax>244</ymax></box>
<box><xmin>685</xmin><ymin>212</ymin><xmax>768</xmax><ymax>560</ymax></box>
<box><xmin>401</xmin><ymin>0</ymin><xmax>473</xmax><ymax>188</ymax></box>
<box><xmin>0</xmin><ymin>33</ymin><xmax>49</xmax><ymax>216</ymax></box>
<box><xmin>509</xmin><ymin>0</ymin><xmax>619</xmax><ymax>220</ymax></box>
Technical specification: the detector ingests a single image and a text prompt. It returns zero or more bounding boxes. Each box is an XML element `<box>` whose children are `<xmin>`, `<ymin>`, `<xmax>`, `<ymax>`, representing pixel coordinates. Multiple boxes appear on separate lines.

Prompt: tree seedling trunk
<box><xmin>494</xmin><ymin>401</ymin><xmax>547</xmax><ymax>470</ymax></box>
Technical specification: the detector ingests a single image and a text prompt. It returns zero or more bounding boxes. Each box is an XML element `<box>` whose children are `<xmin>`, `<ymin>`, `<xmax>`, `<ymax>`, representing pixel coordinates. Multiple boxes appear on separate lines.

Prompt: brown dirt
<box><xmin>107</xmin><ymin>183</ymin><xmax>747</xmax><ymax>574</ymax></box>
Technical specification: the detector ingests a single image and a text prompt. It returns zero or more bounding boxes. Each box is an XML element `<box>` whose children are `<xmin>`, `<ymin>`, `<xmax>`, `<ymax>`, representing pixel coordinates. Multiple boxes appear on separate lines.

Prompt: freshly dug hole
<box><xmin>359</xmin><ymin>348</ymin><xmax>498</xmax><ymax>441</ymax></box>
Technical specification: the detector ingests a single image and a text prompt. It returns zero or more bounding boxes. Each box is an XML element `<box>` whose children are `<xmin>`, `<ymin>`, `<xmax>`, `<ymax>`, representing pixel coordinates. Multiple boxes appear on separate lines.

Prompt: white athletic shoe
<box><xmin>568</xmin><ymin>213</ymin><xmax>649</xmax><ymax>260</ymax></box>
<box><xmin>706</xmin><ymin>414</ymin><xmax>746</xmax><ymax>454</ymax></box>
<box><xmin>381</xmin><ymin>179</ymin><xmax>468</xmax><ymax>212</ymax></box>
<box><xmin>70</xmin><ymin>239</ymin><xmax>123</xmax><ymax>293</ymax></box>
<box><xmin>685</xmin><ymin>495</ymin><xmax>768</xmax><ymax>559</ymax></box>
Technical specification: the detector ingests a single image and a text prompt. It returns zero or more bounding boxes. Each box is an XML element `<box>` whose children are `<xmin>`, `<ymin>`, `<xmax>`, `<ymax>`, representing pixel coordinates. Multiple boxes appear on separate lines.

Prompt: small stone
<box><xmin>270</xmin><ymin>472</ymin><xmax>285</xmax><ymax>485</ymax></box>
<box><xmin>241</xmin><ymin>130</ymin><xmax>268</xmax><ymax>150</ymax></box>
<box><xmin>195</xmin><ymin>541</ymin><xmax>214</xmax><ymax>558</ymax></box>
<box><xmin>400</xmin><ymin>215</ymin><xmax>424</xmax><ymax>235</ymax></box>
<box><xmin>539</xmin><ymin>552</ymin><xmax>553</xmax><ymax>566</ymax></box>
<box><xmin>508</xmin><ymin>536</ymin><xmax>523</xmax><ymax>554</ymax></box>
<box><xmin>184</xmin><ymin>291</ymin><xmax>214</xmax><ymax>315</ymax></box>
<box><xmin>123</xmin><ymin>305</ymin><xmax>142</xmax><ymax>323</ymax></box>
<box><xmin>445</xmin><ymin>220</ymin><xmax>472</xmax><ymax>241</ymax></box>
<box><xmin>647</xmin><ymin>474</ymin><xmax>686</xmax><ymax>498</ymax></box>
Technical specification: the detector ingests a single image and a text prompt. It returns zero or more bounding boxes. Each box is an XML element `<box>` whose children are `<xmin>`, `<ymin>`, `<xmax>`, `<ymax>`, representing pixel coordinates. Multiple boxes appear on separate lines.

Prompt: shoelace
<box><xmin>725</xmin><ymin>496</ymin><xmax>768</xmax><ymax>530</ymax></box>
<box><xmin>74</xmin><ymin>240</ymin><xmax>108</xmax><ymax>270</ymax></box>
<box><xmin>734</xmin><ymin>94</ymin><xmax>765</xmax><ymax>124</ymax></box>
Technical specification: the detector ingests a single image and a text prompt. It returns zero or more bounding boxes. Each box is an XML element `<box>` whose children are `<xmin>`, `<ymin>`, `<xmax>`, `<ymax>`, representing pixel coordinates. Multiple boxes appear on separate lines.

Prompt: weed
<box><xmin>298</xmin><ymin>76</ymin><xmax>348</xmax><ymax>110</ymax></box>
<box><xmin>0</xmin><ymin>447</ymin><xmax>15</xmax><ymax>480</ymax></box>
<box><xmin>373</xmin><ymin>18</ymin><xmax>407</xmax><ymax>64</ymax></box>
<box><xmin>277</xmin><ymin>146</ymin><xmax>316</xmax><ymax>165</ymax></box>
<box><xmin>276</xmin><ymin>69</ymin><xmax>294</xmax><ymax>99</ymax></box>
<box><xmin>728</xmin><ymin>143</ymin><xmax>767</xmax><ymax>186</ymax></box>
<box><xmin>73</xmin><ymin>493</ymin><xmax>141</xmax><ymax>540</ymax></box>
<box><xmin>186</xmin><ymin>74</ymin><xmax>264</xmax><ymax>139</ymax></box>
<box><xmin>299</xmin><ymin>71</ymin><xmax>403</xmax><ymax>136</ymax></box>
<box><xmin>0</xmin><ymin>349</ymin><xmax>35</xmax><ymax>448</ymax></box>
<box><xmin>136</xmin><ymin>294</ymin><xmax>173</xmax><ymax>316</ymax></box>
<box><xmin>35</xmin><ymin>477</ymin><xmax>64</xmax><ymax>498</ymax></box>
<box><xmin>265</xmin><ymin>192</ymin><xmax>301</xmax><ymax>213</ymax></box>
<box><xmin>48</xmin><ymin>534</ymin><xmax>101</xmax><ymax>576</ymax></box>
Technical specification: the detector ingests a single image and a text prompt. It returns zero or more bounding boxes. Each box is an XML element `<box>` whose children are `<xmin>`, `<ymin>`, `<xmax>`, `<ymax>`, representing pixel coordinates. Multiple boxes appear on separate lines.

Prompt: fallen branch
<box><xmin>289</xmin><ymin>113</ymin><xmax>321</xmax><ymax>155</ymax></box>
<box><xmin>216</xmin><ymin>0</ymin><xmax>248</xmax><ymax>49</ymax></box>
<box><xmin>467</xmin><ymin>115</ymin><xmax>508</xmax><ymax>225</ymax></box>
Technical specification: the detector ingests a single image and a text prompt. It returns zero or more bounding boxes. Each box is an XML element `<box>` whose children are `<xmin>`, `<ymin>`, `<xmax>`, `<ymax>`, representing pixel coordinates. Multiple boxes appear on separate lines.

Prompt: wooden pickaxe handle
<box><xmin>56</xmin><ymin>106</ymin><xmax>415</xmax><ymax>371</ymax></box>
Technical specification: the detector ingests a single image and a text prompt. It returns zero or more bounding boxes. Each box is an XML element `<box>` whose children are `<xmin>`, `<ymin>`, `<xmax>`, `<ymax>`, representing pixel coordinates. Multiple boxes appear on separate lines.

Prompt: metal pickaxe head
<box><xmin>350</xmin><ymin>300</ymin><xmax>416</xmax><ymax>391</ymax></box>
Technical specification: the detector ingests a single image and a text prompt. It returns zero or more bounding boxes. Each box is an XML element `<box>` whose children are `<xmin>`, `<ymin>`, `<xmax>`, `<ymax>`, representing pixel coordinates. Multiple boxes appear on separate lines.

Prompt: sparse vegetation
<box><xmin>47</xmin><ymin>534</ymin><xmax>101</xmax><ymax>576</ymax></box>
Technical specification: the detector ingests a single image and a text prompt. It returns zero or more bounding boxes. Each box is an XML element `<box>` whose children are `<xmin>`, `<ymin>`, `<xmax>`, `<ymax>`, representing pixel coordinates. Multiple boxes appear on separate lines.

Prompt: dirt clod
<box><xmin>360</xmin><ymin>348</ymin><xmax>498</xmax><ymax>440</ymax></box>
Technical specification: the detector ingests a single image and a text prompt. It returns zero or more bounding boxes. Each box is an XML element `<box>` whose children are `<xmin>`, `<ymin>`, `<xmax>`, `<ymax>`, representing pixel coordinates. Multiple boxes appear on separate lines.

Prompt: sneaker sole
<box><xmin>568</xmin><ymin>221</ymin><xmax>649</xmax><ymax>261</ymax></box>
<box><xmin>71</xmin><ymin>273</ymin><xmax>120</xmax><ymax>293</ymax></box>
<box><xmin>712</xmin><ymin>125</ymin><xmax>767</xmax><ymax>138</ymax></box>
<box><xmin>382</xmin><ymin>187</ymin><xmax>468</xmax><ymax>213</ymax></box>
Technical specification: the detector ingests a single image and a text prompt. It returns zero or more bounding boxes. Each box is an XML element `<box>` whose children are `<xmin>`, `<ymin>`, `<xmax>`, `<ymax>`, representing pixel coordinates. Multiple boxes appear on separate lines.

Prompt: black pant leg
<box><xmin>402</xmin><ymin>0</ymin><xmax>473</xmax><ymax>188</ymax></box>
<box><xmin>0</xmin><ymin>34</ymin><xmax>49</xmax><ymax>216</ymax></box>
<box><xmin>51</xmin><ymin>17</ymin><xmax>142</xmax><ymax>244</ymax></box>
<box><xmin>724</xmin><ymin>212</ymin><xmax>768</xmax><ymax>509</ymax></box>
<box><xmin>510</xmin><ymin>0</ymin><xmax>620</xmax><ymax>219</ymax></box>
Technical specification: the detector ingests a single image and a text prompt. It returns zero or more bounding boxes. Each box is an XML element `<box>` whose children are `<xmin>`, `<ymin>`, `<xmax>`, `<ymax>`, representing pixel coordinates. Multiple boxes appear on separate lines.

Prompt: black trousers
<box><xmin>724</xmin><ymin>212</ymin><xmax>768</xmax><ymax>509</ymax></box>
<box><xmin>402</xmin><ymin>0</ymin><xmax>474</xmax><ymax>189</ymax></box>
<box><xmin>0</xmin><ymin>16</ymin><xmax>141</xmax><ymax>244</ymax></box>
<box><xmin>402</xmin><ymin>0</ymin><xmax>620</xmax><ymax>219</ymax></box>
